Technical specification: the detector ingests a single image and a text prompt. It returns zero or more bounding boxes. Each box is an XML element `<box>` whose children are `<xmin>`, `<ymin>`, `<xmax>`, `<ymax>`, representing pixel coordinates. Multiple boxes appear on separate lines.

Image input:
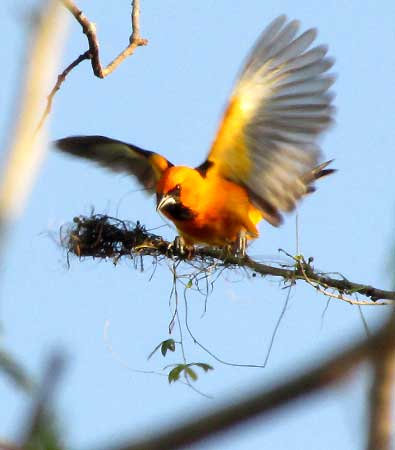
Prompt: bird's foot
<box><xmin>232</xmin><ymin>231</ymin><xmax>247</xmax><ymax>259</ymax></box>
<box><xmin>172</xmin><ymin>235</ymin><xmax>194</xmax><ymax>259</ymax></box>
<box><xmin>221</xmin><ymin>232</ymin><xmax>248</xmax><ymax>260</ymax></box>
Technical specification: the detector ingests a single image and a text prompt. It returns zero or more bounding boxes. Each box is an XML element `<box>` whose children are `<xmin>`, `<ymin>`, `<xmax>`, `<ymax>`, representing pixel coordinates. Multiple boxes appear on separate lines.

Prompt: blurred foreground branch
<box><xmin>61</xmin><ymin>214</ymin><xmax>395</xmax><ymax>305</ymax></box>
<box><xmin>0</xmin><ymin>349</ymin><xmax>33</xmax><ymax>394</ymax></box>
<box><xmin>368</xmin><ymin>342</ymin><xmax>395</xmax><ymax>450</ymax></box>
<box><xmin>20</xmin><ymin>353</ymin><xmax>66</xmax><ymax>450</ymax></box>
<box><xmin>0</xmin><ymin>0</ymin><xmax>66</xmax><ymax>251</ymax></box>
<box><xmin>101</xmin><ymin>311</ymin><xmax>395</xmax><ymax>450</ymax></box>
<box><xmin>0</xmin><ymin>353</ymin><xmax>66</xmax><ymax>450</ymax></box>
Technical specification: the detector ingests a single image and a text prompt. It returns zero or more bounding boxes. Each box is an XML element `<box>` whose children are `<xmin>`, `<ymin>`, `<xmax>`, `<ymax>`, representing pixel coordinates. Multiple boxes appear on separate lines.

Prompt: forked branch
<box><xmin>37</xmin><ymin>0</ymin><xmax>147</xmax><ymax>130</ymax></box>
<box><xmin>61</xmin><ymin>0</ymin><xmax>147</xmax><ymax>78</ymax></box>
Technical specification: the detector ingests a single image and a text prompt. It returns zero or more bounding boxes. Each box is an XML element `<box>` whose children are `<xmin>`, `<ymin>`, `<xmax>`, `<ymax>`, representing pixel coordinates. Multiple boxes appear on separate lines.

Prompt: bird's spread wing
<box><xmin>55</xmin><ymin>135</ymin><xmax>173</xmax><ymax>193</ymax></box>
<box><xmin>203</xmin><ymin>15</ymin><xmax>335</xmax><ymax>225</ymax></box>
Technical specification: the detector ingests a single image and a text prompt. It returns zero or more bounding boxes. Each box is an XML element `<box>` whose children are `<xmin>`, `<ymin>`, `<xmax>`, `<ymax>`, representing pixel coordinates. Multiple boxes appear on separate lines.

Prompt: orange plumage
<box><xmin>156</xmin><ymin>166</ymin><xmax>262</xmax><ymax>246</ymax></box>
<box><xmin>55</xmin><ymin>16</ymin><xmax>335</xmax><ymax>253</ymax></box>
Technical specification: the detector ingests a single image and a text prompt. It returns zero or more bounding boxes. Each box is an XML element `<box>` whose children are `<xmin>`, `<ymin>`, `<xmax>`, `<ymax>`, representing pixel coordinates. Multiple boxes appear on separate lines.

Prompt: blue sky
<box><xmin>1</xmin><ymin>1</ymin><xmax>394</xmax><ymax>449</ymax></box>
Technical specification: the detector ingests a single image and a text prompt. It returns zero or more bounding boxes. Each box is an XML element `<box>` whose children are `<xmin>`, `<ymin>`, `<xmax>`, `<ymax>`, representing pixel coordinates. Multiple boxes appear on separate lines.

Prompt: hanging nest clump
<box><xmin>60</xmin><ymin>214</ymin><xmax>170</xmax><ymax>260</ymax></box>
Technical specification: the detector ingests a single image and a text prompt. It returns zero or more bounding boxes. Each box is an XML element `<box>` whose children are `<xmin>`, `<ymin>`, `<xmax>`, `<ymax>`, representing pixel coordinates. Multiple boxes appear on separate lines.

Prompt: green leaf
<box><xmin>186</xmin><ymin>279</ymin><xmax>193</xmax><ymax>288</ymax></box>
<box><xmin>160</xmin><ymin>342</ymin><xmax>168</xmax><ymax>357</ymax></box>
<box><xmin>184</xmin><ymin>366</ymin><xmax>198</xmax><ymax>381</ymax></box>
<box><xmin>148</xmin><ymin>339</ymin><xmax>176</xmax><ymax>360</ymax></box>
<box><xmin>161</xmin><ymin>339</ymin><xmax>176</xmax><ymax>357</ymax></box>
<box><xmin>194</xmin><ymin>363</ymin><xmax>214</xmax><ymax>372</ymax></box>
<box><xmin>168</xmin><ymin>364</ymin><xmax>186</xmax><ymax>383</ymax></box>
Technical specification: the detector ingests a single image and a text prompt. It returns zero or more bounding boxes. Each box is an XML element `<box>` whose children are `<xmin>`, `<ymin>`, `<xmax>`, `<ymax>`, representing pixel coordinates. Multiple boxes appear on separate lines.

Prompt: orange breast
<box><xmin>169</xmin><ymin>172</ymin><xmax>263</xmax><ymax>246</ymax></box>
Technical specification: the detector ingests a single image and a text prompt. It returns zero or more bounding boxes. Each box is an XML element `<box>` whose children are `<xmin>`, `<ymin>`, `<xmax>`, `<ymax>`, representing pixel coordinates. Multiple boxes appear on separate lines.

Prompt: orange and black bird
<box><xmin>55</xmin><ymin>16</ymin><xmax>335</xmax><ymax>254</ymax></box>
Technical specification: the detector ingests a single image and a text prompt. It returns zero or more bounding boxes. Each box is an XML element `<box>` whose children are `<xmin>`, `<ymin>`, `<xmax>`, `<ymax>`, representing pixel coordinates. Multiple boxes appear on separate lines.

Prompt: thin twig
<box><xmin>298</xmin><ymin>255</ymin><xmax>380</xmax><ymax>306</ymax></box>
<box><xmin>35</xmin><ymin>51</ymin><xmax>90</xmax><ymax>132</ymax></box>
<box><xmin>182</xmin><ymin>284</ymin><xmax>266</xmax><ymax>368</ymax></box>
<box><xmin>100</xmin><ymin>312</ymin><xmax>395</xmax><ymax>450</ymax></box>
<box><xmin>263</xmin><ymin>282</ymin><xmax>294</xmax><ymax>366</ymax></box>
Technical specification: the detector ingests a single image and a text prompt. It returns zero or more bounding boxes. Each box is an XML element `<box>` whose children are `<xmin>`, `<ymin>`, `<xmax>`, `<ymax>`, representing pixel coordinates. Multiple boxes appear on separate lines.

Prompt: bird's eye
<box><xmin>168</xmin><ymin>184</ymin><xmax>181</xmax><ymax>196</ymax></box>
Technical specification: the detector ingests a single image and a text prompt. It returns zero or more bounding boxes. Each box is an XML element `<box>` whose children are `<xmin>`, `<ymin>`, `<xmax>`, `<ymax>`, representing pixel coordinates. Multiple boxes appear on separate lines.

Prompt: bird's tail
<box><xmin>305</xmin><ymin>160</ymin><xmax>336</xmax><ymax>194</ymax></box>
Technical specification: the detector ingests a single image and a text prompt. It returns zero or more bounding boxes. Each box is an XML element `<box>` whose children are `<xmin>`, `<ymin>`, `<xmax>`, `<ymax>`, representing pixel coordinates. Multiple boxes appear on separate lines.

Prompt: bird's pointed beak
<box><xmin>156</xmin><ymin>193</ymin><xmax>176</xmax><ymax>212</ymax></box>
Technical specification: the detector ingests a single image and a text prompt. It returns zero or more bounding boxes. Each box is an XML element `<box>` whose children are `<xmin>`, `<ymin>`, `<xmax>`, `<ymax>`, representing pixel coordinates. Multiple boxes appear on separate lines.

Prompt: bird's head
<box><xmin>156</xmin><ymin>166</ymin><xmax>201</xmax><ymax>221</ymax></box>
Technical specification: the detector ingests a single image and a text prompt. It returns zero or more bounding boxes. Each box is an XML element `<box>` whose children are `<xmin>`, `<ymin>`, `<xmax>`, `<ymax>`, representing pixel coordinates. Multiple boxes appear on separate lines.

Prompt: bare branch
<box><xmin>60</xmin><ymin>215</ymin><xmax>395</xmax><ymax>304</ymax></box>
<box><xmin>99</xmin><ymin>312</ymin><xmax>395</xmax><ymax>450</ymax></box>
<box><xmin>37</xmin><ymin>0</ymin><xmax>147</xmax><ymax>130</ymax></box>
<box><xmin>60</xmin><ymin>0</ymin><xmax>101</xmax><ymax>75</ymax></box>
<box><xmin>103</xmin><ymin>0</ymin><xmax>148</xmax><ymax>76</ymax></box>
<box><xmin>60</xmin><ymin>0</ymin><xmax>147</xmax><ymax>77</ymax></box>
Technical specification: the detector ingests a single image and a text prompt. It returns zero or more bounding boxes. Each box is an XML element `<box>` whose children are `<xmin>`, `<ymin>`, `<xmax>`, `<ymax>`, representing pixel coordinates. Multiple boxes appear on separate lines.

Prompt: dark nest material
<box><xmin>61</xmin><ymin>214</ymin><xmax>172</xmax><ymax>260</ymax></box>
<box><xmin>61</xmin><ymin>214</ymin><xmax>248</xmax><ymax>266</ymax></box>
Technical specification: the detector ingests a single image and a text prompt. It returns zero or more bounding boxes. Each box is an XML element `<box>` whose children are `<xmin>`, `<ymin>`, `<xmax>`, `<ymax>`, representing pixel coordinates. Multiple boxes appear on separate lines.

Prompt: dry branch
<box><xmin>60</xmin><ymin>214</ymin><xmax>395</xmax><ymax>304</ymax></box>
<box><xmin>37</xmin><ymin>0</ymin><xmax>147</xmax><ymax>129</ymax></box>
<box><xmin>61</xmin><ymin>0</ymin><xmax>147</xmax><ymax>78</ymax></box>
